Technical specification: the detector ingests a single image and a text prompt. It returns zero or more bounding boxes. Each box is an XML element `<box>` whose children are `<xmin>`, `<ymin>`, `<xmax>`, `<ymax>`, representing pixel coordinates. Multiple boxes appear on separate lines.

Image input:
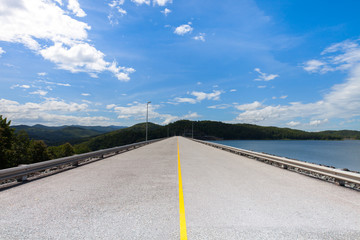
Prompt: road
<box><xmin>1</xmin><ymin>137</ymin><xmax>360</xmax><ymax>239</ymax></box>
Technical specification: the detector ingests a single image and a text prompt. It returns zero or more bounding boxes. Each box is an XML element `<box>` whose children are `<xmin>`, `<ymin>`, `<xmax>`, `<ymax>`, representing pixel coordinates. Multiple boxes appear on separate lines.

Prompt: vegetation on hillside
<box><xmin>0</xmin><ymin>116</ymin><xmax>76</xmax><ymax>169</ymax></box>
<box><xmin>166</xmin><ymin>120</ymin><xmax>346</xmax><ymax>140</ymax></box>
<box><xmin>319</xmin><ymin>130</ymin><xmax>360</xmax><ymax>140</ymax></box>
<box><xmin>12</xmin><ymin>124</ymin><xmax>125</xmax><ymax>146</ymax></box>
<box><xmin>74</xmin><ymin>122</ymin><xmax>166</xmax><ymax>153</ymax></box>
<box><xmin>2</xmin><ymin>116</ymin><xmax>360</xmax><ymax>170</ymax></box>
<box><xmin>74</xmin><ymin>120</ymin><xmax>359</xmax><ymax>154</ymax></box>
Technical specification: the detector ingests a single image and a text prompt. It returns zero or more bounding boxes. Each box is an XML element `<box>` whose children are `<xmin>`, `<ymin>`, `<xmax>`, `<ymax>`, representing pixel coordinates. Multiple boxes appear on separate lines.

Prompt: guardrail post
<box><xmin>16</xmin><ymin>175</ymin><xmax>27</xmax><ymax>182</ymax></box>
<box><xmin>281</xmin><ymin>164</ymin><xmax>288</xmax><ymax>169</ymax></box>
<box><xmin>72</xmin><ymin>161</ymin><xmax>79</xmax><ymax>167</ymax></box>
<box><xmin>335</xmin><ymin>179</ymin><xmax>345</xmax><ymax>186</ymax></box>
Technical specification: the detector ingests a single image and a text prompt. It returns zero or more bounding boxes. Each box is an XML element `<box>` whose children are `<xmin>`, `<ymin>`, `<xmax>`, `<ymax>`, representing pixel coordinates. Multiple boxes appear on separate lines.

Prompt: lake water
<box><xmin>212</xmin><ymin>140</ymin><xmax>360</xmax><ymax>172</ymax></box>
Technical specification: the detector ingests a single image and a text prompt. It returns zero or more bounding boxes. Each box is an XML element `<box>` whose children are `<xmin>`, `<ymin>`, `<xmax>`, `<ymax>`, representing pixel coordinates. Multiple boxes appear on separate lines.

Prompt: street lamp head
<box><xmin>147</xmin><ymin>101</ymin><xmax>151</xmax><ymax>104</ymax></box>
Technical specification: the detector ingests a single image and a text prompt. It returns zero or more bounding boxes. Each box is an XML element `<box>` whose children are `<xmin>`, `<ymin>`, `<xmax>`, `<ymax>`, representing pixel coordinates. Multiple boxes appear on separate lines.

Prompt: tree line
<box><xmin>2</xmin><ymin>116</ymin><xmax>359</xmax><ymax>170</ymax></box>
<box><xmin>0</xmin><ymin>116</ymin><xmax>75</xmax><ymax>169</ymax></box>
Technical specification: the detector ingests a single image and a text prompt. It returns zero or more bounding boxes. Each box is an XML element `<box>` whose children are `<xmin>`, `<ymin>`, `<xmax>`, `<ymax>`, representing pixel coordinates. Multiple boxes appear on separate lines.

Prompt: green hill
<box><xmin>319</xmin><ymin>130</ymin><xmax>360</xmax><ymax>140</ymax></box>
<box><xmin>74</xmin><ymin>122</ymin><xmax>166</xmax><ymax>153</ymax></box>
<box><xmin>12</xmin><ymin>120</ymin><xmax>360</xmax><ymax>155</ymax></box>
<box><xmin>166</xmin><ymin>120</ymin><xmax>343</xmax><ymax>140</ymax></box>
<box><xmin>12</xmin><ymin>124</ymin><xmax>126</xmax><ymax>146</ymax></box>
<box><xmin>73</xmin><ymin>120</ymin><xmax>360</xmax><ymax>154</ymax></box>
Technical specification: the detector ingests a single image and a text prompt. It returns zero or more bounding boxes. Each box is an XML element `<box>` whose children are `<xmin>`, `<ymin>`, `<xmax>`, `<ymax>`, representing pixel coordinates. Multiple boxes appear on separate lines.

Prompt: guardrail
<box><xmin>0</xmin><ymin>138</ymin><xmax>164</xmax><ymax>183</ymax></box>
<box><xmin>193</xmin><ymin>139</ymin><xmax>360</xmax><ymax>189</ymax></box>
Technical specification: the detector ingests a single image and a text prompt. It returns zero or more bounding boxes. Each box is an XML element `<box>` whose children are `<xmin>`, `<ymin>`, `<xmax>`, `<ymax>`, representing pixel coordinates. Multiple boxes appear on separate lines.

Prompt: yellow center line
<box><xmin>177</xmin><ymin>138</ymin><xmax>188</xmax><ymax>240</ymax></box>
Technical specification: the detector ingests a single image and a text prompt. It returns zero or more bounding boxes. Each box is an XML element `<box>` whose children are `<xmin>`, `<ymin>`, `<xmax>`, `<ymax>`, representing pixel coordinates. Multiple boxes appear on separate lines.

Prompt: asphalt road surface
<box><xmin>1</xmin><ymin>137</ymin><xmax>360</xmax><ymax>239</ymax></box>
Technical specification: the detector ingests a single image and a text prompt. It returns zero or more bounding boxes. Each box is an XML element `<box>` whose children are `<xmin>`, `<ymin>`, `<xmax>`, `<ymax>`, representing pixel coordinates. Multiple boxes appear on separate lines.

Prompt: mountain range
<box><xmin>12</xmin><ymin>121</ymin><xmax>360</xmax><ymax>153</ymax></box>
<box><xmin>12</xmin><ymin>124</ymin><xmax>126</xmax><ymax>146</ymax></box>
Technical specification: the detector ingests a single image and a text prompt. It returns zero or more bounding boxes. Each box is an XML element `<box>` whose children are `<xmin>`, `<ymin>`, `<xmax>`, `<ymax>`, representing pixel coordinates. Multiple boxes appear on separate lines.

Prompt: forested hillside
<box><xmin>2</xmin><ymin>116</ymin><xmax>360</xmax><ymax>170</ymax></box>
<box><xmin>74</xmin><ymin>120</ymin><xmax>360</xmax><ymax>154</ymax></box>
<box><xmin>319</xmin><ymin>130</ymin><xmax>360</xmax><ymax>140</ymax></box>
<box><xmin>74</xmin><ymin>123</ymin><xmax>166</xmax><ymax>153</ymax></box>
<box><xmin>12</xmin><ymin>124</ymin><xmax>126</xmax><ymax>146</ymax></box>
<box><xmin>166</xmin><ymin>120</ymin><xmax>347</xmax><ymax>140</ymax></box>
<box><xmin>1</xmin><ymin>116</ymin><xmax>77</xmax><ymax>169</ymax></box>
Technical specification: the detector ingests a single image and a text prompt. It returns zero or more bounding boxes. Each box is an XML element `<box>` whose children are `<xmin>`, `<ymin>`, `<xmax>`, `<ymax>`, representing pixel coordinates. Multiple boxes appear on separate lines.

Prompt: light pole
<box><xmin>146</xmin><ymin>101</ymin><xmax>151</xmax><ymax>142</ymax></box>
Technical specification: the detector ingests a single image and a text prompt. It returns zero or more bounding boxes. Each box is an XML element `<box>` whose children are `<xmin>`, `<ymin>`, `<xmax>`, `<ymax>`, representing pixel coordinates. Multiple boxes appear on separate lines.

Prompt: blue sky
<box><xmin>1</xmin><ymin>0</ymin><xmax>360</xmax><ymax>131</ymax></box>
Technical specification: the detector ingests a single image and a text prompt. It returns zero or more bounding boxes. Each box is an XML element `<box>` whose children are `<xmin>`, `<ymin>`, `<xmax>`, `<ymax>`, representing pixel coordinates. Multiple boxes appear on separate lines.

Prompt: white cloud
<box><xmin>174</xmin><ymin>24</ymin><xmax>193</xmax><ymax>36</ymax></box>
<box><xmin>131</xmin><ymin>0</ymin><xmax>150</xmax><ymax>5</ymax></box>
<box><xmin>193</xmin><ymin>33</ymin><xmax>206</xmax><ymax>42</ymax></box>
<box><xmin>109</xmin><ymin>0</ymin><xmax>125</xmax><ymax>8</ymax></box>
<box><xmin>272</xmin><ymin>95</ymin><xmax>288</xmax><ymax>100</ymax></box>
<box><xmin>39</xmin><ymin>43</ymin><xmax>134</xmax><ymax>81</ymax></box>
<box><xmin>81</xmin><ymin>93</ymin><xmax>90</xmax><ymax>96</ymax></box>
<box><xmin>106</xmin><ymin>104</ymin><xmax>117</xmax><ymax>109</ymax></box>
<box><xmin>40</xmin><ymin>43</ymin><xmax>107</xmax><ymax>73</ymax></box>
<box><xmin>30</xmin><ymin>90</ymin><xmax>48</xmax><ymax>96</ymax></box>
<box><xmin>108</xmin><ymin>60</ymin><xmax>136</xmax><ymax>81</ymax></box>
<box><xmin>153</xmin><ymin>0</ymin><xmax>172</xmax><ymax>6</ymax></box>
<box><xmin>37</xmin><ymin>80</ymin><xmax>71</xmax><ymax>87</ymax></box>
<box><xmin>108</xmin><ymin>0</ymin><xmax>126</xmax><ymax>23</ymax></box>
<box><xmin>174</xmin><ymin>97</ymin><xmax>197</xmax><ymax>104</ymax></box>
<box><xmin>57</xmin><ymin>83</ymin><xmax>71</xmax><ymax>87</ymax></box>
<box><xmin>183</xmin><ymin>112</ymin><xmax>200</xmax><ymax>119</ymax></box>
<box><xmin>161</xmin><ymin>8</ymin><xmax>171</xmax><ymax>16</ymax></box>
<box><xmin>304</xmin><ymin>40</ymin><xmax>360</xmax><ymax>74</ymax></box>
<box><xmin>37</xmin><ymin>72</ymin><xmax>47</xmax><ymax>76</ymax></box>
<box><xmin>230</xmin><ymin>89</ymin><xmax>237</xmax><ymax>92</ymax></box>
<box><xmin>309</xmin><ymin>119</ymin><xmax>328</xmax><ymax>126</ymax></box>
<box><xmin>4</xmin><ymin>98</ymin><xmax>89</xmax><ymax>112</ymax></box>
<box><xmin>0</xmin><ymin>98</ymin><xmax>109</xmax><ymax>126</ymax></box>
<box><xmin>303</xmin><ymin>60</ymin><xmax>326</xmax><ymax>73</ymax></box>
<box><xmin>287</xmin><ymin>121</ymin><xmax>301</xmax><ymax>127</ymax></box>
<box><xmin>236</xmin><ymin>44</ymin><xmax>360</xmax><ymax>127</ymax></box>
<box><xmin>110</xmin><ymin>102</ymin><xmax>173</xmax><ymax>124</ymax></box>
<box><xmin>117</xmin><ymin>7</ymin><xmax>127</xmax><ymax>15</ymax></box>
<box><xmin>175</xmin><ymin>90</ymin><xmax>222</xmax><ymax>104</ymax></box>
<box><xmin>0</xmin><ymin>0</ymin><xmax>134</xmax><ymax>81</ymax></box>
<box><xmin>257</xmin><ymin>85</ymin><xmax>266</xmax><ymax>88</ymax></box>
<box><xmin>208</xmin><ymin>104</ymin><xmax>232</xmax><ymax>109</ymax></box>
<box><xmin>0</xmin><ymin>47</ymin><xmax>5</xmax><ymax>56</ymax></box>
<box><xmin>254</xmin><ymin>68</ymin><xmax>279</xmax><ymax>81</ymax></box>
<box><xmin>113</xmin><ymin>102</ymin><xmax>157</xmax><ymax>119</ymax></box>
<box><xmin>192</xmin><ymin>90</ymin><xmax>222</xmax><ymax>101</ymax></box>
<box><xmin>235</xmin><ymin>101</ymin><xmax>262</xmax><ymax>111</ymax></box>
<box><xmin>108</xmin><ymin>0</ymin><xmax>173</xmax><ymax>25</ymax></box>
<box><xmin>67</xmin><ymin>0</ymin><xmax>86</xmax><ymax>17</ymax></box>
<box><xmin>11</xmin><ymin>84</ymin><xmax>31</xmax><ymax>89</ymax></box>
<box><xmin>0</xmin><ymin>0</ymin><xmax>89</xmax><ymax>50</ymax></box>
<box><xmin>159</xmin><ymin>112</ymin><xmax>200</xmax><ymax>125</ymax></box>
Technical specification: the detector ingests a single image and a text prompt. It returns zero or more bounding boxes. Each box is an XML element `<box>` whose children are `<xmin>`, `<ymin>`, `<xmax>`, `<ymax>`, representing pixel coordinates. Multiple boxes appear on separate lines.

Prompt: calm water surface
<box><xmin>213</xmin><ymin>140</ymin><xmax>360</xmax><ymax>172</ymax></box>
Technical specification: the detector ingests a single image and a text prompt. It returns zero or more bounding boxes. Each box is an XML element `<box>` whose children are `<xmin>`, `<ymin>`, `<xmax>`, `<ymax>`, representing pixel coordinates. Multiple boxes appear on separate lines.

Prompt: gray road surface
<box><xmin>1</xmin><ymin>137</ymin><xmax>360</xmax><ymax>239</ymax></box>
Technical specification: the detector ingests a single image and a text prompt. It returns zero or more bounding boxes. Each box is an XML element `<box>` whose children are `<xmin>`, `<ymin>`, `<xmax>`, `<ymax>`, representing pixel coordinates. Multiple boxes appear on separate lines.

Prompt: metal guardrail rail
<box><xmin>193</xmin><ymin>139</ymin><xmax>360</xmax><ymax>188</ymax></box>
<box><xmin>0</xmin><ymin>138</ymin><xmax>164</xmax><ymax>183</ymax></box>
